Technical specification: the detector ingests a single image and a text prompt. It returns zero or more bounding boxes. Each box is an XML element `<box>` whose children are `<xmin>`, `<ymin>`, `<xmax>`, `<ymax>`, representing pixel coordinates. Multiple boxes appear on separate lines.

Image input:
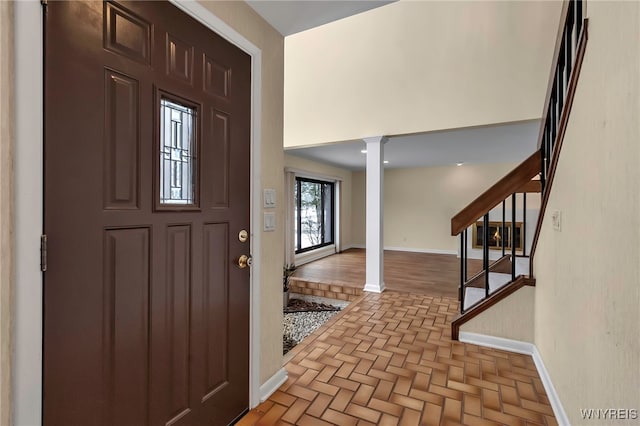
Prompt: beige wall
<box><xmin>284</xmin><ymin>154</ymin><xmax>354</xmax><ymax>249</ymax></box>
<box><xmin>351</xmin><ymin>171</ymin><xmax>366</xmax><ymax>247</ymax></box>
<box><xmin>351</xmin><ymin>163</ymin><xmax>520</xmax><ymax>252</ymax></box>
<box><xmin>460</xmin><ymin>286</ymin><xmax>534</xmax><ymax>343</ymax></box>
<box><xmin>284</xmin><ymin>1</ymin><xmax>562</xmax><ymax>148</ymax></box>
<box><xmin>197</xmin><ymin>1</ymin><xmax>285</xmax><ymax>385</ymax></box>
<box><xmin>0</xmin><ymin>2</ymin><xmax>14</xmax><ymax>424</ymax></box>
<box><xmin>533</xmin><ymin>1</ymin><xmax>640</xmax><ymax>423</ymax></box>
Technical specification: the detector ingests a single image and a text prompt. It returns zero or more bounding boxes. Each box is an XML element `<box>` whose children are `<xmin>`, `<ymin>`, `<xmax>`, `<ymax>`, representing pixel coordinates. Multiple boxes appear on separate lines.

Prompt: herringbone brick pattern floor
<box><xmin>239</xmin><ymin>292</ymin><xmax>556</xmax><ymax>426</ymax></box>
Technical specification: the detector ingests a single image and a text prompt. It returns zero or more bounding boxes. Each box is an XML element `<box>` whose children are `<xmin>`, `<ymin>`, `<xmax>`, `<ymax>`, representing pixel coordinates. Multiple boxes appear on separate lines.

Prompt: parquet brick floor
<box><xmin>238</xmin><ymin>292</ymin><xmax>556</xmax><ymax>426</ymax></box>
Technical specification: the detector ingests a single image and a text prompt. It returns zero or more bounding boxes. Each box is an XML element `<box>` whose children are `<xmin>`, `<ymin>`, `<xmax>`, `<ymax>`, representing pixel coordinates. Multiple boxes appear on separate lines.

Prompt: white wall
<box><xmin>284</xmin><ymin>0</ymin><xmax>562</xmax><ymax>148</ymax></box>
<box><xmin>533</xmin><ymin>2</ymin><xmax>640</xmax><ymax>423</ymax></box>
<box><xmin>351</xmin><ymin>163</ymin><xmax>521</xmax><ymax>253</ymax></box>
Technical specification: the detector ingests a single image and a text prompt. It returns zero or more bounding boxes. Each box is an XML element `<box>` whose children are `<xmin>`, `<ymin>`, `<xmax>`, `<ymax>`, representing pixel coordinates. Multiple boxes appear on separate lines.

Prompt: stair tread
<box><xmin>488</xmin><ymin>272</ymin><xmax>511</xmax><ymax>292</ymax></box>
<box><xmin>463</xmin><ymin>257</ymin><xmax>531</xmax><ymax>310</ymax></box>
<box><xmin>463</xmin><ymin>287</ymin><xmax>485</xmax><ymax>310</ymax></box>
<box><xmin>463</xmin><ymin>271</ymin><xmax>526</xmax><ymax>310</ymax></box>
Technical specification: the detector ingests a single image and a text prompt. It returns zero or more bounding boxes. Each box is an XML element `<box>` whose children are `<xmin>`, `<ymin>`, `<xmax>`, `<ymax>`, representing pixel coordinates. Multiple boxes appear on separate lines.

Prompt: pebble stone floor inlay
<box><xmin>284</xmin><ymin>310</ymin><xmax>340</xmax><ymax>355</ymax></box>
<box><xmin>238</xmin><ymin>291</ymin><xmax>557</xmax><ymax>426</ymax></box>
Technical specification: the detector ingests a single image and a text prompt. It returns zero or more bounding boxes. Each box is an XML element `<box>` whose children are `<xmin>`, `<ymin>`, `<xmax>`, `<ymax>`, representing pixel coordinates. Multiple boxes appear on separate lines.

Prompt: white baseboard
<box><xmin>532</xmin><ymin>346</ymin><xmax>570</xmax><ymax>426</ymax></box>
<box><xmin>459</xmin><ymin>332</ymin><xmax>569</xmax><ymax>426</ymax></box>
<box><xmin>259</xmin><ymin>368</ymin><xmax>288</xmax><ymax>403</ymax></box>
<box><xmin>348</xmin><ymin>244</ymin><xmax>457</xmax><ymax>256</ymax></box>
<box><xmin>364</xmin><ymin>282</ymin><xmax>385</xmax><ymax>293</ymax></box>
<box><xmin>385</xmin><ymin>246</ymin><xmax>458</xmax><ymax>255</ymax></box>
<box><xmin>459</xmin><ymin>332</ymin><xmax>534</xmax><ymax>355</ymax></box>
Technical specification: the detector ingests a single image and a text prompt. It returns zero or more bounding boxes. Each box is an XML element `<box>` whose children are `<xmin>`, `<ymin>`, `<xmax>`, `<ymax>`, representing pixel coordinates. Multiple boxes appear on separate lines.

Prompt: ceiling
<box><xmin>246</xmin><ymin>0</ymin><xmax>395</xmax><ymax>36</ymax></box>
<box><xmin>285</xmin><ymin>120</ymin><xmax>541</xmax><ymax>171</ymax></box>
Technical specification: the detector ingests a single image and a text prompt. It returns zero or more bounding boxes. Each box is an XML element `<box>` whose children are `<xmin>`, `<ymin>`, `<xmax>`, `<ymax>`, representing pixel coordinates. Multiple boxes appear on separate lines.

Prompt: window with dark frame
<box><xmin>294</xmin><ymin>177</ymin><xmax>335</xmax><ymax>254</ymax></box>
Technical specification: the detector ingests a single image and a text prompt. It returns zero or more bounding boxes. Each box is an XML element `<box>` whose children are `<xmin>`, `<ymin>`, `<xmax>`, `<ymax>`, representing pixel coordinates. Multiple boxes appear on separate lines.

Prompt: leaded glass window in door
<box><xmin>159</xmin><ymin>98</ymin><xmax>197</xmax><ymax>206</ymax></box>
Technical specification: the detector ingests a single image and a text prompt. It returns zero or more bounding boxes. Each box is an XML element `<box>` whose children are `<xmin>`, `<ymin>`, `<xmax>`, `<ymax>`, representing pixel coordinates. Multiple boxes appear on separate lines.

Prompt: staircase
<box><xmin>448</xmin><ymin>153</ymin><xmax>541</xmax><ymax>338</ymax></box>
<box><xmin>450</xmin><ymin>150</ymin><xmax>541</xmax><ymax>314</ymax></box>
<box><xmin>450</xmin><ymin>0</ymin><xmax>589</xmax><ymax>339</ymax></box>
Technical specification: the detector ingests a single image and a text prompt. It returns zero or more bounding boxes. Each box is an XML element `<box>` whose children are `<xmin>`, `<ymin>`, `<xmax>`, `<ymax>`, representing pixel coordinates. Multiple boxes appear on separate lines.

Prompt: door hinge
<box><xmin>41</xmin><ymin>0</ymin><xmax>48</xmax><ymax>6</ymax></box>
<box><xmin>40</xmin><ymin>234</ymin><xmax>48</xmax><ymax>272</ymax></box>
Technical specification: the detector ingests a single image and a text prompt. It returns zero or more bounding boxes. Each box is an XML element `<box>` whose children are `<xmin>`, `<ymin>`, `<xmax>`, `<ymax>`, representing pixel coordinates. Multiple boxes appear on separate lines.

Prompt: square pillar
<box><xmin>363</xmin><ymin>136</ymin><xmax>386</xmax><ymax>293</ymax></box>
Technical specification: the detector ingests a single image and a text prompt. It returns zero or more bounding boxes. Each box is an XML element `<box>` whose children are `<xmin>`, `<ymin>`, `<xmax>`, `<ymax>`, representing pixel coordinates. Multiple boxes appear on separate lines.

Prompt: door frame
<box><xmin>14</xmin><ymin>1</ymin><xmax>263</xmax><ymax>423</ymax></box>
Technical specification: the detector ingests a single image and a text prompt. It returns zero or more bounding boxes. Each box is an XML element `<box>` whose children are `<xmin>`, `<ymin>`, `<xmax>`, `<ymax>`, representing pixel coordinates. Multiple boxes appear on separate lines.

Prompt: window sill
<box><xmin>295</xmin><ymin>244</ymin><xmax>336</xmax><ymax>266</ymax></box>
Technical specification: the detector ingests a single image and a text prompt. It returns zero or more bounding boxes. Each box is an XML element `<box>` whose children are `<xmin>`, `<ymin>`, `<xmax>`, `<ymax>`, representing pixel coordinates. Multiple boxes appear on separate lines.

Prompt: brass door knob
<box><xmin>237</xmin><ymin>254</ymin><xmax>252</xmax><ymax>269</ymax></box>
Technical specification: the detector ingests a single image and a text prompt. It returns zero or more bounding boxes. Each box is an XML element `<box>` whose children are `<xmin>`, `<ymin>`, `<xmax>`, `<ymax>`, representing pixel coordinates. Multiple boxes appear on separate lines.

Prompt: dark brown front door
<box><xmin>44</xmin><ymin>1</ymin><xmax>251</xmax><ymax>424</ymax></box>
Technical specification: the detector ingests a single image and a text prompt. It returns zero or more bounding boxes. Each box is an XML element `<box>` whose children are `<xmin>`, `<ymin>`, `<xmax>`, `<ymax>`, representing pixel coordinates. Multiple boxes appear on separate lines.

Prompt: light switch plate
<box><xmin>263</xmin><ymin>212</ymin><xmax>276</xmax><ymax>232</ymax></box>
<box><xmin>263</xmin><ymin>188</ymin><xmax>276</xmax><ymax>208</ymax></box>
<box><xmin>552</xmin><ymin>210</ymin><xmax>562</xmax><ymax>231</ymax></box>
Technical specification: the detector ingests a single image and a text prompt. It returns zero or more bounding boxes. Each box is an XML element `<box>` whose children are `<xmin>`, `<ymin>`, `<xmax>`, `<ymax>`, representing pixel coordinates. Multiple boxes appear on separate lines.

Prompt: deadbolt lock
<box><xmin>238</xmin><ymin>229</ymin><xmax>249</xmax><ymax>243</ymax></box>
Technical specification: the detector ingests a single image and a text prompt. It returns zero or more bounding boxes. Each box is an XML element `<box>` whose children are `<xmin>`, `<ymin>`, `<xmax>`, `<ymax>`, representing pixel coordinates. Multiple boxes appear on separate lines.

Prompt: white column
<box><xmin>364</xmin><ymin>136</ymin><xmax>386</xmax><ymax>293</ymax></box>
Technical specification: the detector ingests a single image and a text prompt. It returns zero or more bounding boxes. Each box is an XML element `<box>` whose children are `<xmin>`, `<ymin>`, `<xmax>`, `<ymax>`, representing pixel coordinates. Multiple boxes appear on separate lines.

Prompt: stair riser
<box><xmin>289</xmin><ymin>279</ymin><xmax>363</xmax><ymax>302</ymax></box>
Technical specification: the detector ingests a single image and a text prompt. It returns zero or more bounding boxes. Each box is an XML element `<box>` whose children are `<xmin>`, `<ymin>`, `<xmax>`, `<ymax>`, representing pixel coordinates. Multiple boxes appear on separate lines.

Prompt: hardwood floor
<box><xmin>291</xmin><ymin>249</ymin><xmax>483</xmax><ymax>298</ymax></box>
<box><xmin>239</xmin><ymin>291</ymin><xmax>556</xmax><ymax>425</ymax></box>
<box><xmin>238</xmin><ymin>250</ymin><xmax>553</xmax><ymax>425</ymax></box>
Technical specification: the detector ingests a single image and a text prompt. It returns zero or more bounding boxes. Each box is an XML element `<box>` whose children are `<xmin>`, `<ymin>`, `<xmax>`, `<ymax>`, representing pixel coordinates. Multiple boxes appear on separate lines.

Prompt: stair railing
<box><xmin>539</xmin><ymin>0</ymin><xmax>587</xmax><ymax>195</ymax></box>
<box><xmin>531</xmin><ymin>0</ymin><xmax>588</xmax><ymax>271</ymax></box>
<box><xmin>451</xmin><ymin>152</ymin><xmax>541</xmax><ymax>313</ymax></box>
<box><xmin>453</xmin><ymin>0</ymin><xmax>588</xmax><ymax>314</ymax></box>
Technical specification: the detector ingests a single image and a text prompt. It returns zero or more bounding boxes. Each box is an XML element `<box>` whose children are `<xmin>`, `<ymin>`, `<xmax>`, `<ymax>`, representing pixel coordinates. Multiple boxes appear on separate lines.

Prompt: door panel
<box><xmin>207</xmin><ymin>110</ymin><xmax>230</xmax><ymax>207</ymax></box>
<box><xmin>202</xmin><ymin>223</ymin><xmax>230</xmax><ymax>395</ymax></box>
<box><xmin>104</xmin><ymin>227</ymin><xmax>151</xmax><ymax>426</ymax></box>
<box><xmin>103</xmin><ymin>69</ymin><xmax>140</xmax><ymax>210</ymax></box>
<box><xmin>165</xmin><ymin>224</ymin><xmax>192</xmax><ymax>419</ymax></box>
<box><xmin>44</xmin><ymin>1</ymin><xmax>251</xmax><ymax>425</ymax></box>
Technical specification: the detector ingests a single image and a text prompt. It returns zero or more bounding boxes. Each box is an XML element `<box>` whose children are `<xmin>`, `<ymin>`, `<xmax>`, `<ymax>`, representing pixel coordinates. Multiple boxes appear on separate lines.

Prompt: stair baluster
<box><xmin>501</xmin><ymin>201</ymin><xmax>506</xmax><ymax>257</ymax></box>
<box><xmin>483</xmin><ymin>214</ymin><xmax>490</xmax><ymax>298</ymax></box>
<box><xmin>459</xmin><ymin>232</ymin><xmax>465</xmax><ymax>312</ymax></box>
<box><xmin>523</xmin><ymin>193</ymin><xmax>527</xmax><ymax>257</ymax></box>
<box><xmin>511</xmin><ymin>193</ymin><xmax>516</xmax><ymax>281</ymax></box>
